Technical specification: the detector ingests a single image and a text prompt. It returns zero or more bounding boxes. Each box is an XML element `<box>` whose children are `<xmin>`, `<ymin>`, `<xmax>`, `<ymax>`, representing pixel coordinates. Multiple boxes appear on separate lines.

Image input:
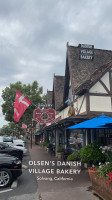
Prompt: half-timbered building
<box><xmin>39</xmin><ymin>43</ymin><xmax>112</xmax><ymax>154</ymax></box>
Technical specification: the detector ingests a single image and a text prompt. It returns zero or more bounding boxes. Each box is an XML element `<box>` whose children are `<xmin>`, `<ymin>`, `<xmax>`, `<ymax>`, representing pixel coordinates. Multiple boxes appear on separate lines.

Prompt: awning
<box><xmin>67</xmin><ymin>115</ymin><xmax>112</xmax><ymax>129</ymax></box>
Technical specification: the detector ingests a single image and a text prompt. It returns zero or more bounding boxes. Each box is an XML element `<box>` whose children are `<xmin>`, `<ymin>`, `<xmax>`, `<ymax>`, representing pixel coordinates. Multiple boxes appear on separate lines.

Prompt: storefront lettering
<box><xmin>80</xmin><ymin>50</ymin><xmax>93</xmax><ymax>54</ymax></box>
<box><xmin>79</xmin><ymin>54</ymin><xmax>93</xmax><ymax>60</ymax></box>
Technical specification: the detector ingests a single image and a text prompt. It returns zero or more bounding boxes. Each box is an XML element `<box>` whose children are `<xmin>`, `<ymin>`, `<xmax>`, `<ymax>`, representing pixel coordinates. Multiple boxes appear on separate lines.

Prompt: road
<box><xmin>0</xmin><ymin>151</ymin><xmax>39</xmax><ymax>200</ymax></box>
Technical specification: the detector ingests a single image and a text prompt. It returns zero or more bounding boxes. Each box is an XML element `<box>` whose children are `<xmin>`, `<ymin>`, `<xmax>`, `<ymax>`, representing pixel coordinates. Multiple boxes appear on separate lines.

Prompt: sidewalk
<box><xmin>28</xmin><ymin>143</ymin><xmax>100</xmax><ymax>200</ymax></box>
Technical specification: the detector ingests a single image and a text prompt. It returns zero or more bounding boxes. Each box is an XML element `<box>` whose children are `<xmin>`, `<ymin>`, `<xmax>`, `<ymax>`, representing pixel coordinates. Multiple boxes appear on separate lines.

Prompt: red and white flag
<box><xmin>21</xmin><ymin>123</ymin><xmax>27</xmax><ymax>129</ymax></box>
<box><xmin>13</xmin><ymin>90</ymin><xmax>32</xmax><ymax>122</ymax></box>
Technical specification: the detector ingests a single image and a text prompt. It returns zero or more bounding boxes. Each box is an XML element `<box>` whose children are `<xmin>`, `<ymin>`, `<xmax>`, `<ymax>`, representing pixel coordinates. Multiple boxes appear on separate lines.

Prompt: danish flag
<box><xmin>13</xmin><ymin>90</ymin><xmax>32</xmax><ymax>122</ymax></box>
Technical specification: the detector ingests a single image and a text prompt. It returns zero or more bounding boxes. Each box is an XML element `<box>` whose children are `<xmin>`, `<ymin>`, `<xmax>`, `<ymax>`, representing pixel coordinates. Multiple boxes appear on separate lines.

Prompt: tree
<box><xmin>1</xmin><ymin>125</ymin><xmax>11</xmax><ymax>136</ymax></box>
<box><xmin>2</xmin><ymin>81</ymin><xmax>46</xmax><ymax>126</ymax></box>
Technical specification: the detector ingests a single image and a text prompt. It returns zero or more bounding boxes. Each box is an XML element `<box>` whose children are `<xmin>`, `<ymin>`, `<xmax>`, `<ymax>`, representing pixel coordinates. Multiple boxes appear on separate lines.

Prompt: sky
<box><xmin>0</xmin><ymin>0</ymin><xmax>112</xmax><ymax>127</ymax></box>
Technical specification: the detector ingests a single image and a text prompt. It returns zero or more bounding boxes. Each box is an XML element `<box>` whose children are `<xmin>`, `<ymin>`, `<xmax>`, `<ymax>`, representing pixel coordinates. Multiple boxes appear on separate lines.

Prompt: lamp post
<box><xmin>31</xmin><ymin>119</ymin><xmax>34</xmax><ymax>149</ymax></box>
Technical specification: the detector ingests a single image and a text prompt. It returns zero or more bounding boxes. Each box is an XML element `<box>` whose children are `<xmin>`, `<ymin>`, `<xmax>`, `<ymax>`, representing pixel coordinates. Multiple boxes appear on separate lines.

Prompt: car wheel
<box><xmin>0</xmin><ymin>168</ymin><xmax>12</xmax><ymax>187</ymax></box>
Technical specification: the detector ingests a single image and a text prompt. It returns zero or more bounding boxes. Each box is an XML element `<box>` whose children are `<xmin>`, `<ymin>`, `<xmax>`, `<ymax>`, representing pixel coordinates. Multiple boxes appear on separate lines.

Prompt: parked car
<box><xmin>13</xmin><ymin>144</ymin><xmax>27</xmax><ymax>155</ymax></box>
<box><xmin>0</xmin><ymin>142</ymin><xmax>27</xmax><ymax>155</ymax></box>
<box><xmin>12</xmin><ymin>139</ymin><xmax>25</xmax><ymax>147</ymax></box>
<box><xmin>0</xmin><ymin>136</ymin><xmax>25</xmax><ymax>148</ymax></box>
<box><xmin>0</xmin><ymin>136</ymin><xmax>13</xmax><ymax>146</ymax></box>
<box><xmin>0</xmin><ymin>142</ymin><xmax>23</xmax><ymax>160</ymax></box>
<box><xmin>0</xmin><ymin>153</ymin><xmax>22</xmax><ymax>187</ymax></box>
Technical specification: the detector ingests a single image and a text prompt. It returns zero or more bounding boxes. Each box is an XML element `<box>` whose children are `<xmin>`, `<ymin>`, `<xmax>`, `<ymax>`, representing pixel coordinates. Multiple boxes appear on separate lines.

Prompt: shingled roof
<box><xmin>75</xmin><ymin>61</ymin><xmax>112</xmax><ymax>94</ymax></box>
<box><xmin>46</xmin><ymin>90</ymin><xmax>53</xmax><ymax>105</ymax></box>
<box><xmin>64</xmin><ymin>43</ymin><xmax>112</xmax><ymax>99</ymax></box>
<box><xmin>52</xmin><ymin>75</ymin><xmax>65</xmax><ymax>111</ymax></box>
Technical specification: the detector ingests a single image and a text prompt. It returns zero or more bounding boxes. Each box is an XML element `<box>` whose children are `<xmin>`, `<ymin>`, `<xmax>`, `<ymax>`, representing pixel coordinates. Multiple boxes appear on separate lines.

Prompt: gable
<box><xmin>65</xmin><ymin>43</ymin><xmax>112</xmax><ymax>96</ymax></box>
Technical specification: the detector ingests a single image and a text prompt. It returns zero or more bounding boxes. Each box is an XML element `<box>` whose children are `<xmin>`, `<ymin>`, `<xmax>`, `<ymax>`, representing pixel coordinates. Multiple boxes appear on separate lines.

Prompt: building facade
<box><xmin>39</xmin><ymin>43</ymin><xmax>112</xmax><ymax>155</ymax></box>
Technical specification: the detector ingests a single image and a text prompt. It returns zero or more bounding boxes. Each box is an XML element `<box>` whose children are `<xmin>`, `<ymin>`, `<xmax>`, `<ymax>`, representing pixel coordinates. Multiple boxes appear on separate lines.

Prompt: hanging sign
<box><xmin>33</xmin><ymin>108</ymin><xmax>55</xmax><ymax>123</ymax></box>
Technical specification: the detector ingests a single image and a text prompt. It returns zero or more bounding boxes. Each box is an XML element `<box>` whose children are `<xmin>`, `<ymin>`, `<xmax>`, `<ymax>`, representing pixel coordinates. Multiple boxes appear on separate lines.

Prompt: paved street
<box><xmin>29</xmin><ymin>142</ymin><xmax>101</xmax><ymax>200</ymax></box>
<box><xmin>0</xmin><ymin>151</ymin><xmax>39</xmax><ymax>200</ymax></box>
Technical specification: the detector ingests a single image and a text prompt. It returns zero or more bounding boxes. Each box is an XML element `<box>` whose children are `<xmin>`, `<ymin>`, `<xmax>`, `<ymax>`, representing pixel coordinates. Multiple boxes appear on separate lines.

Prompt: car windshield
<box><xmin>3</xmin><ymin>137</ymin><xmax>13</xmax><ymax>142</ymax></box>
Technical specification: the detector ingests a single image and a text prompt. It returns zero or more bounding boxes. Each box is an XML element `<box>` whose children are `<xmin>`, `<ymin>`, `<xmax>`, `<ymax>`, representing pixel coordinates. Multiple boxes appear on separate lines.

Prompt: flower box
<box><xmin>89</xmin><ymin>169</ymin><xmax>112</xmax><ymax>200</ymax></box>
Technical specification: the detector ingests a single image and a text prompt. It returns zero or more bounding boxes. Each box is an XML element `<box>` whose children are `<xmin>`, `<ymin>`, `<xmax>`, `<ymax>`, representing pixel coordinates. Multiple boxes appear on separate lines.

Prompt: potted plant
<box><xmin>42</xmin><ymin>142</ymin><xmax>46</xmax><ymax>149</ymax></box>
<box><xmin>80</xmin><ymin>143</ymin><xmax>106</xmax><ymax>168</ymax></box>
<box><xmin>89</xmin><ymin>163</ymin><xmax>112</xmax><ymax>200</ymax></box>
<box><xmin>67</xmin><ymin>151</ymin><xmax>82</xmax><ymax>169</ymax></box>
<box><xmin>42</xmin><ymin>140</ymin><xmax>50</xmax><ymax>151</ymax></box>
<box><xmin>46</xmin><ymin>142</ymin><xmax>51</xmax><ymax>153</ymax></box>
<box><xmin>56</xmin><ymin>146</ymin><xmax>64</xmax><ymax>159</ymax></box>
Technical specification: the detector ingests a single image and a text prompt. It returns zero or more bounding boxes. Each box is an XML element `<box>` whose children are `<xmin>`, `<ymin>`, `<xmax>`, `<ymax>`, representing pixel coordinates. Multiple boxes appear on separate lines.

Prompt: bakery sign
<box><xmin>33</xmin><ymin>108</ymin><xmax>55</xmax><ymax>123</ymax></box>
<box><xmin>79</xmin><ymin>44</ymin><xmax>94</xmax><ymax>60</ymax></box>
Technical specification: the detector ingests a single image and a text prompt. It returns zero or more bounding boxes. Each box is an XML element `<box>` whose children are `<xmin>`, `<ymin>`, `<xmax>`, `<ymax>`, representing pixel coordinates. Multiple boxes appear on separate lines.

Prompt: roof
<box><xmin>46</xmin><ymin>90</ymin><xmax>53</xmax><ymax>105</ymax></box>
<box><xmin>64</xmin><ymin>44</ymin><xmax>112</xmax><ymax>98</ymax></box>
<box><xmin>52</xmin><ymin>75</ymin><xmax>65</xmax><ymax>111</ymax></box>
<box><xmin>75</xmin><ymin>61</ymin><xmax>112</xmax><ymax>94</ymax></box>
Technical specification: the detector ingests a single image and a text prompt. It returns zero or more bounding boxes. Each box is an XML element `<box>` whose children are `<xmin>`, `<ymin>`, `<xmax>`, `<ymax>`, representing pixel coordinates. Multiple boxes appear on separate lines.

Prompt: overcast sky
<box><xmin>0</xmin><ymin>0</ymin><xmax>112</xmax><ymax>127</ymax></box>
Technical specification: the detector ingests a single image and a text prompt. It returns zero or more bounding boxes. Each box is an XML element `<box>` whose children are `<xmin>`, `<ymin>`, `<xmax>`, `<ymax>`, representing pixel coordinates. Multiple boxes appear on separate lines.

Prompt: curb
<box><xmin>11</xmin><ymin>180</ymin><xmax>18</xmax><ymax>189</ymax></box>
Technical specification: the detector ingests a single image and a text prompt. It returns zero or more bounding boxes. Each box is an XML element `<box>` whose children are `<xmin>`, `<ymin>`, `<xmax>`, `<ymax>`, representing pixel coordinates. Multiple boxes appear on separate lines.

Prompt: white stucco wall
<box><xmin>89</xmin><ymin>81</ymin><xmax>107</xmax><ymax>93</ymax></box>
<box><xmin>79</xmin><ymin>96</ymin><xmax>86</xmax><ymax>114</ymax></box>
<box><xmin>101</xmin><ymin>72</ymin><xmax>110</xmax><ymax>90</ymax></box>
<box><xmin>90</xmin><ymin>96</ymin><xmax>111</xmax><ymax>112</ymax></box>
<box><xmin>89</xmin><ymin>72</ymin><xmax>110</xmax><ymax>93</ymax></box>
<box><xmin>56</xmin><ymin>106</ymin><xmax>69</xmax><ymax>119</ymax></box>
<box><xmin>75</xmin><ymin>95</ymin><xmax>86</xmax><ymax>114</ymax></box>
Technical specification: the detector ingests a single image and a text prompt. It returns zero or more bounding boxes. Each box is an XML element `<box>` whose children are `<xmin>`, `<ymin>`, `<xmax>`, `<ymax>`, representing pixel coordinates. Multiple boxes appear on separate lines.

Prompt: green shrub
<box><xmin>56</xmin><ymin>146</ymin><xmax>64</xmax><ymax>152</ymax></box>
<box><xmin>67</xmin><ymin>151</ymin><xmax>80</xmax><ymax>161</ymax></box>
<box><xmin>104</xmin><ymin>150</ymin><xmax>112</xmax><ymax>162</ymax></box>
<box><xmin>46</xmin><ymin>142</ymin><xmax>51</xmax><ymax>148</ymax></box>
<box><xmin>80</xmin><ymin>143</ymin><xmax>106</xmax><ymax>166</ymax></box>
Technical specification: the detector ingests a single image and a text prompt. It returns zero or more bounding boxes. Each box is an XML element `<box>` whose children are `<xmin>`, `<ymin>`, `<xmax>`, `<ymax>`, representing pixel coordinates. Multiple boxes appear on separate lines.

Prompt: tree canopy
<box><xmin>2</xmin><ymin>81</ymin><xmax>46</xmax><ymax>127</ymax></box>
